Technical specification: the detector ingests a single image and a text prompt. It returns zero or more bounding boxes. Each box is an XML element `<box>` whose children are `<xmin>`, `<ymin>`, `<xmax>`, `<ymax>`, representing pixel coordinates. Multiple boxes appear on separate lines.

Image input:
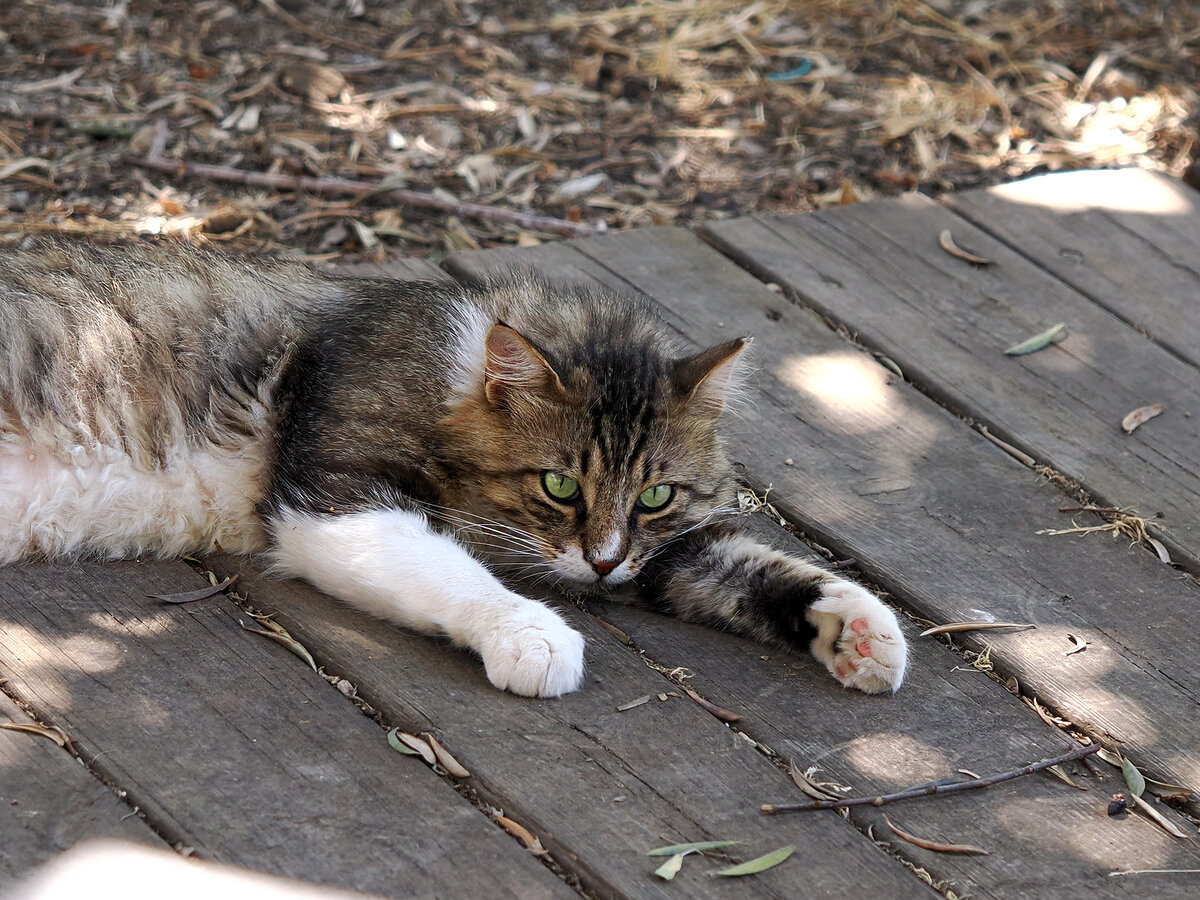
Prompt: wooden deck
<box><xmin>4</xmin><ymin>168</ymin><xmax>1200</xmax><ymax>898</ymax></box>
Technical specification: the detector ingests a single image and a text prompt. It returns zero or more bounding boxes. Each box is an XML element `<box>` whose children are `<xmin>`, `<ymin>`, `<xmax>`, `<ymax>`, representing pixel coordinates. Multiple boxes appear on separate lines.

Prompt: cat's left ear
<box><xmin>483</xmin><ymin>323</ymin><xmax>568</xmax><ymax>410</ymax></box>
<box><xmin>672</xmin><ymin>337</ymin><xmax>749</xmax><ymax>416</ymax></box>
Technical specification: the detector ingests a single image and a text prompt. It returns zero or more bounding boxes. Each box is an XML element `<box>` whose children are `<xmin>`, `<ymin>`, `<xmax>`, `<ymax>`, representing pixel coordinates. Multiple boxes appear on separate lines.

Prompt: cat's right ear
<box><xmin>483</xmin><ymin>324</ymin><xmax>568</xmax><ymax>410</ymax></box>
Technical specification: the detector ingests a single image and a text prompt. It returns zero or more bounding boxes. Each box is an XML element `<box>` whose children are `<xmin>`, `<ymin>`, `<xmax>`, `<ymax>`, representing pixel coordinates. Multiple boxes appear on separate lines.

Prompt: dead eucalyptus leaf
<box><xmin>715</xmin><ymin>844</ymin><xmax>795</xmax><ymax>876</ymax></box>
<box><xmin>0</xmin><ymin>722</ymin><xmax>67</xmax><ymax>746</ymax></box>
<box><xmin>683</xmin><ymin>687</ymin><xmax>742</xmax><ymax>723</ymax></box>
<box><xmin>387</xmin><ymin>727</ymin><xmax>419</xmax><ymax>755</ymax></box>
<box><xmin>1131</xmin><ymin>793</ymin><xmax>1189</xmax><ymax>839</ymax></box>
<box><xmin>1121</xmin><ymin>404</ymin><xmax>1165</xmax><ymax>434</ymax></box>
<box><xmin>883</xmin><ymin>816</ymin><xmax>990</xmax><ymax>855</ymax></box>
<box><xmin>239</xmin><ymin>623</ymin><xmax>318</xmax><ymax>671</ymax></box>
<box><xmin>920</xmin><ymin>621</ymin><xmax>1035</xmax><ymax>637</ymax></box>
<box><xmin>393</xmin><ymin>731</ymin><xmax>437</xmax><ymax>765</ymax></box>
<box><xmin>1004</xmin><ymin>323</ymin><xmax>1066</xmax><ymax>356</ymax></box>
<box><xmin>496</xmin><ymin>814</ymin><xmax>544</xmax><ymax>852</ymax></box>
<box><xmin>1145</xmin><ymin>777</ymin><xmax>1193</xmax><ymax>803</ymax></box>
<box><xmin>1047</xmin><ymin>764</ymin><xmax>1088</xmax><ymax>790</ymax></box>
<box><xmin>648</xmin><ymin>840</ymin><xmax>740</xmax><ymax>857</ymax></box>
<box><xmin>616</xmin><ymin>695</ymin><xmax>652</xmax><ymax>712</ymax></box>
<box><xmin>1096</xmin><ymin>747</ymin><xmax>1124</xmax><ymax>767</ymax></box>
<box><xmin>1148</xmin><ymin>537</ymin><xmax>1172</xmax><ymax>565</ymax></box>
<box><xmin>148</xmin><ymin>575</ymin><xmax>237</xmax><ymax>604</ymax></box>
<box><xmin>654</xmin><ymin>853</ymin><xmax>687</xmax><ymax>881</ymax></box>
<box><xmin>789</xmin><ymin>759</ymin><xmax>841</xmax><ymax>801</ymax></box>
<box><xmin>1064</xmin><ymin>634</ymin><xmax>1089</xmax><ymax>656</ymax></box>
<box><xmin>423</xmin><ymin>732</ymin><xmax>471</xmax><ymax>778</ymax></box>
<box><xmin>938</xmin><ymin>229</ymin><xmax>994</xmax><ymax>265</ymax></box>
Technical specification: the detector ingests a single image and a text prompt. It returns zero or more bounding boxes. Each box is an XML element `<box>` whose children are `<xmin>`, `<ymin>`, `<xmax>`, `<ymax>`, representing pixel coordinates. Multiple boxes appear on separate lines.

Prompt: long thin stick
<box><xmin>128</xmin><ymin>155</ymin><xmax>600</xmax><ymax>238</ymax></box>
<box><xmin>762</xmin><ymin>744</ymin><xmax>1101</xmax><ymax>814</ymax></box>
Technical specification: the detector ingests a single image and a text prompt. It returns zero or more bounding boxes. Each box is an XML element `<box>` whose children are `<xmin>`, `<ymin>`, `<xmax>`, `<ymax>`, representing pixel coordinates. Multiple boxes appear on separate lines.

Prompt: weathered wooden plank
<box><xmin>702</xmin><ymin>199</ymin><xmax>1200</xmax><ymax>570</ymax></box>
<box><xmin>0</xmin><ymin>561</ymin><xmax>575</xmax><ymax>899</ymax></box>
<box><xmin>0</xmin><ymin>690</ymin><xmax>164</xmax><ymax>880</ymax></box>
<box><xmin>207</xmin><ymin>559</ymin><xmax>933</xmax><ymax>900</ymax></box>
<box><xmin>447</xmin><ymin>236</ymin><xmax>1200</xmax><ymax>896</ymax></box>
<box><xmin>946</xmin><ymin>169</ymin><xmax>1200</xmax><ymax>370</ymax></box>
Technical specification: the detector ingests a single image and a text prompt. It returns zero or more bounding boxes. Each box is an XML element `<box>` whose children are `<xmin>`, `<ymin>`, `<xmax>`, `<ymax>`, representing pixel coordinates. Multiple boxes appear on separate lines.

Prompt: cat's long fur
<box><xmin>0</xmin><ymin>239</ymin><xmax>906</xmax><ymax>697</ymax></box>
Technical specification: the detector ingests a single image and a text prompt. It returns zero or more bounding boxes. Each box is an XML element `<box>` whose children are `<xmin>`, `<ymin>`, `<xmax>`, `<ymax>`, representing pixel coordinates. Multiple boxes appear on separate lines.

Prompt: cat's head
<box><xmin>443</xmin><ymin>280</ymin><xmax>747</xmax><ymax>593</ymax></box>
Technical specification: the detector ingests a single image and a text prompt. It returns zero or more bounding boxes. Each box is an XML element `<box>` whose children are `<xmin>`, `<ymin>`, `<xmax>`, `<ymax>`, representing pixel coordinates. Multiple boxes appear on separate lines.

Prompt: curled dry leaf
<box><xmin>0</xmin><ymin>722</ymin><xmax>67</xmax><ymax>746</ymax></box>
<box><xmin>1148</xmin><ymin>537</ymin><xmax>1172</xmax><ymax>565</ymax></box>
<box><xmin>239</xmin><ymin>623</ymin><xmax>318</xmax><ymax>672</ymax></box>
<box><xmin>495</xmin><ymin>814</ymin><xmax>547</xmax><ymax>853</ymax></box>
<box><xmin>883</xmin><ymin>816</ymin><xmax>990</xmax><ymax>855</ymax></box>
<box><xmin>715</xmin><ymin>844</ymin><xmax>795</xmax><ymax>877</ymax></box>
<box><xmin>1130</xmin><ymin>793</ymin><xmax>1189</xmax><ymax>839</ymax></box>
<box><xmin>387</xmin><ymin>728</ymin><xmax>419</xmax><ymax>756</ymax></box>
<box><xmin>1004</xmin><ymin>323</ymin><xmax>1067</xmax><ymax>356</ymax></box>
<box><xmin>683</xmin><ymin>687</ymin><xmax>742</xmax><ymax>723</ymax></box>
<box><xmin>654</xmin><ymin>853</ymin><xmax>687</xmax><ymax>881</ymax></box>
<box><xmin>148</xmin><ymin>575</ymin><xmax>237</xmax><ymax>604</ymax></box>
<box><xmin>393</xmin><ymin>731</ymin><xmax>437</xmax><ymax>766</ymax></box>
<box><xmin>1047</xmin><ymin>764</ymin><xmax>1088</xmax><ymax>790</ymax></box>
<box><xmin>1121</xmin><ymin>404</ymin><xmax>1165</xmax><ymax>434</ymax></box>
<box><xmin>789</xmin><ymin>759</ymin><xmax>841</xmax><ymax>801</ymax></box>
<box><xmin>938</xmin><ymin>229</ymin><xmax>994</xmax><ymax>265</ymax></box>
<box><xmin>920</xmin><ymin>621</ymin><xmax>1035</xmax><ymax>637</ymax></box>
<box><xmin>423</xmin><ymin>732</ymin><xmax>471</xmax><ymax>778</ymax></box>
<box><xmin>1064</xmin><ymin>634</ymin><xmax>1089</xmax><ymax>656</ymax></box>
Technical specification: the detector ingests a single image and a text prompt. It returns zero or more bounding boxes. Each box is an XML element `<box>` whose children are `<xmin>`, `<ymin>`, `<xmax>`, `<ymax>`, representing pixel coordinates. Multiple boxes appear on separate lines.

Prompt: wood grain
<box><xmin>0</xmin><ymin>560</ymin><xmax>574</xmax><ymax>899</ymax></box>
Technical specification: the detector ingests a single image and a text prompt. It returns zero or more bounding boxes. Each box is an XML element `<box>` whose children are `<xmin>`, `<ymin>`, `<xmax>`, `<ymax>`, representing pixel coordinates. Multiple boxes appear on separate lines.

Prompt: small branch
<box><xmin>127</xmin><ymin>154</ymin><xmax>600</xmax><ymax>238</ymax></box>
<box><xmin>762</xmin><ymin>744</ymin><xmax>1101</xmax><ymax>814</ymax></box>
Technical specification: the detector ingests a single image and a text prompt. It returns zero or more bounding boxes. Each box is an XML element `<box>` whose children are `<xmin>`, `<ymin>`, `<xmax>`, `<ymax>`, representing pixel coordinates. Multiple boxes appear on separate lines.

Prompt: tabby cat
<box><xmin>0</xmin><ymin>240</ymin><xmax>906</xmax><ymax>697</ymax></box>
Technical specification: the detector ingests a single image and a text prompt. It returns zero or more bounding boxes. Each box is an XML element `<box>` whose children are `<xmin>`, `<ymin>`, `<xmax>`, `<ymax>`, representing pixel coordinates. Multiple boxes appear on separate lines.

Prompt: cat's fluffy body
<box><xmin>0</xmin><ymin>239</ymin><xmax>906</xmax><ymax>697</ymax></box>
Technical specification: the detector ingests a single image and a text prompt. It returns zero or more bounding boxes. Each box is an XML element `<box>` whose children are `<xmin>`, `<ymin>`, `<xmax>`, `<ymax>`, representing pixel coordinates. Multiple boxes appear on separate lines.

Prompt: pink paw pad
<box><xmin>850</xmin><ymin>617</ymin><xmax>870</xmax><ymax>634</ymax></box>
<box><xmin>855</xmin><ymin>639</ymin><xmax>873</xmax><ymax>658</ymax></box>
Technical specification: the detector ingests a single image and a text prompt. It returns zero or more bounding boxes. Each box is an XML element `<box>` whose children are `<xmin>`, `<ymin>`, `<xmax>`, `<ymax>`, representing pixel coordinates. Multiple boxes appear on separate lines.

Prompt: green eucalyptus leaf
<box><xmin>1004</xmin><ymin>323</ymin><xmax>1066</xmax><ymax>356</ymax></box>
<box><xmin>1121</xmin><ymin>757</ymin><xmax>1146</xmax><ymax>799</ymax></box>
<box><xmin>716</xmin><ymin>845</ymin><xmax>795</xmax><ymax>877</ymax></box>
<box><xmin>647</xmin><ymin>840</ymin><xmax>740</xmax><ymax>857</ymax></box>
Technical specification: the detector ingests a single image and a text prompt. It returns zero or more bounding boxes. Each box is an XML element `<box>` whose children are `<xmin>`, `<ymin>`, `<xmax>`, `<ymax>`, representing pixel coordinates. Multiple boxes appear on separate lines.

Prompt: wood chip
<box><xmin>883</xmin><ymin>816</ymin><xmax>990</xmax><ymax>855</ymax></box>
<box><xmin>938</xmin><ymin>229</ymin><xmax>994</xmax><ymax>265</ymax></box>
<box><xmin>1121</xmin><ymin>403</ymin><xmax>1165</xmax><ymax>434</ymax></box>
<box><xmin>1004</xmin><ymin>323</ymin><xmax>1067</xmax><ymax>356</ymax></box>
<box><xmin>423</xmin><ymin>732</ymin><xmax>471</xmax><ymax>778</ymax></box>
<box><xmin>683</xmin><ymin>687</ymin><xmax>742</xmax><ymax>723</ymax></box>
<box><xmin>616</xmin><ymin>695</ymin><xmax>652</xmax><ymax>712</ymax></box>
<box><xmin>919</xmin><ymin>621</ymin><xmax>1035</xmax><ymax>636</ymax></box>
<box><xmin>148</xmin><ymin>575</ymin><xmax>237</xmax><ymax>604</ymax></box>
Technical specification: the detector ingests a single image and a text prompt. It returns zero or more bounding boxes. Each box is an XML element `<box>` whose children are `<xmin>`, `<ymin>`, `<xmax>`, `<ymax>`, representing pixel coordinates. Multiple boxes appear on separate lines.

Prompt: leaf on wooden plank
<box><xmin>495</xmin><ymin>814</ymin><xmax>547</xmax><ymax>853</ymax></box>
<box><xmin>883</xmin><ymin>816</ymin><xmax>990</xmax><ymax>855</ymax></box>
<box><xmin>1121</xmin><ymin>404</ymin><xmax>1165</xmax><ymax>434</ymax></box>
<box><xmin>937</xmin><ymin>229</ymin><xmax>994</xmax><ymax>265</ymax></box>
<box><xmin>616</xmin><ymin>695</ymin><xmax>652</xmax><ymax>712</ymax></box>
<box><xmin>148</xmin><ymin>575</ymin><xmax>238</xmax><ymax>604</ymax></box>
<box><xmin>1096</xmin><ymin>747</ymin><xmax>1124</xmax><ymax>767</ymax></box>
<box><xmin>588</xmin><ymin>613</ymin><xmax>632</xmax><ymax>645</ymax></box>
<box><xmin>1004</xmin><ymin>323</ymin><xmax>1066</xmax><ymax>356</ymax></box>
<box><xmin>789</xmin><ymin>759</ymin><xmax>841</xmax><ymax>801</ymax></box>
<box><xmin>647</xmin><ymin>840</ymin><xmax>741</xmax><ymax>857</ymax></box>
<box><xmin>1121</xmin><ymin>757</ymin><xmax>1146</xmax><ymax>798</ymax></box>
<box><xmin>1131</xmin><ymin>793</ymin><xmax>1189</xmax><ymax>839</ymax></box>
<box><xmin>683</xmin><ymin>687</ymin><xmax>742</xmax><ymax>723</ymax></box>
<box><xmin>0</xmin><ymin>722</ymin><xmax>67</xmax><ymax>746</ymax></box>
<box><xmin>1148</xmin><ymin>537</ymin><xmax>1172</xmax><ymax>565</ymax></box>
<box><xmin>1064</xmin><ymin>634</ymin><xmax>1089</xmax><ymax>656</ymax></box>
<box><xmin>875</xmin><ymin>355</ymin><xmax>904</xmax><ymax>379</ymax></box>
<box><xmin>386</xmin><ymin>727</ymin><xmax>420</xmax><ymax>755</ymax></box>
<box><xmin>654</xmin><ymin>853</ymin><xmax>687</xmax><ymax>881</ymax></box>
<box><xmin>715</xmin><ymin>845</ymin><xmax>795</xmax><ymax>877</ymax></box>
<box><xmin>1047</xmin><ymin>764</ymin><xmax>1088</xmax><ymax>790</ymax></box>
<box><xmin>919</xmin><ymin>621</ymin><xmax>1035</xmax><ymax>637</ymax></box>
<box><xmin>239</xmin><ymin>623</ymin><xmax>318</xmax><ymax>672</ymax></box>
<box><xmin>392</xmin><ymin>731</ymin><xmax>437</xmax><ymax>765</ymax></box>
<box><xmin>423</xmin><ymin>732</ymin><xmax>470</xmax><ymax>778</ymax></box>
<box><xmin>1145</xmin><ymin>777</ymin><xmax>1193</xmax><ymax>803</ymax></box>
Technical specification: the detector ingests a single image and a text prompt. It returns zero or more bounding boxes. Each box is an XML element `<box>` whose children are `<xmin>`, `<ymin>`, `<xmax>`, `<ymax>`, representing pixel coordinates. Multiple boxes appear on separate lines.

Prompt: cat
<box><xmin>0</xmin><ymin>239</ymin><xmax>907</xmax><ymax>698</ymax></box>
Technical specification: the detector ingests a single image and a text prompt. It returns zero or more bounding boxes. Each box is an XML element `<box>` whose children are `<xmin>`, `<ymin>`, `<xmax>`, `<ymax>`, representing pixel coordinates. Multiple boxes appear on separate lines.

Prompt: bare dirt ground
<box><xmin>0</xmin><ymin>0</ymin><xmax>1196</xmax><ymax>262</ymax></box>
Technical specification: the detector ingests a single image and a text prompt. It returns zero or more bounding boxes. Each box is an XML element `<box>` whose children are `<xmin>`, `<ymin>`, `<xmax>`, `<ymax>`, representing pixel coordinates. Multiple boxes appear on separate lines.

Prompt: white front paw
<box><xmin>480</xmin><ymin>604</ymin><xmax>585</xmax><ymax>698</ymax></box>
<box><xmin>806</xmin><ymin>580</ymin><xmax>907</xmax><ymax>694</ymax></box>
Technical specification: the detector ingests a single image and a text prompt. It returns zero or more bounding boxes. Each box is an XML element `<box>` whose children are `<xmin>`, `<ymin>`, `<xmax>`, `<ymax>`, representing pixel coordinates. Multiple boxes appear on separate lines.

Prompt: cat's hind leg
<box><xmin>267</xmin><ymin>505</ymin><xmax>585</xmax><ymax>698</ymax></box>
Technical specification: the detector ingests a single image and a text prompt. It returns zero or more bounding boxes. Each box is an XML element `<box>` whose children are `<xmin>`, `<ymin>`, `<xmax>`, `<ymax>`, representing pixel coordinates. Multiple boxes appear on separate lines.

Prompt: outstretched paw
<box><xmin>480</xmin><ymin>604</ymin><xmax>585</xmax><ymax>698</ymax></box>
<box><xmin>807</xmin><ymin>580</ymin><xmax>907</xmax><ymax>693</ymax></box>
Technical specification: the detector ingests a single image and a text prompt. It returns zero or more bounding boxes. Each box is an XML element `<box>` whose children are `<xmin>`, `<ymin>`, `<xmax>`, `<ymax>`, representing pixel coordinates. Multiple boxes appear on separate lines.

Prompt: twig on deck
<box><xmin>761</xmin><ymin>744</ymin><xmax>1100</xmax><ymax>813</ymax></box>
<box><xmin>128</xmin><ymin>154</ymin><xmax>600</xmax><ymax>238</ymax></box>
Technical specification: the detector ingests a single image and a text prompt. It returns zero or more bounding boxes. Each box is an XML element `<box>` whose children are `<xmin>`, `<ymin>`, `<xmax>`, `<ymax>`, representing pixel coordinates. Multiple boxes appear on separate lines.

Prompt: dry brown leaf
<box><xmin>1130</xmin><ymin>793</ymin><xmax>1189</xmax><ymax>839</ymax></box>
<box><xmin>938</xmin><ymin>229</ymin><xmax>994</xmax><ymax>265</ymax></box>
<box><xmin>0</xmin><ymin>722</ymin><xmax>67</xmax><ymax>746</ymax></box>
<box><xmin>1122</xmin><ymin>404</ymin><xmax>1165</xmax><ymax>434</ymax></box>
<box><xmin>683</xmin><ymin>687</ymin><xmax>742</xmax><ymax>723</ymax></box>
<box><xmin>920</xmin><ymin>621</ymin><xmax>1035</xmax><ymax>637</ymax></box>
<box><xmin>423</xmin><ymin>733</ymin><xmax>471</xmax><ymax>778</ymax></box>
<box><xmin>1064</xmin><ymin>633</ymin><xmax>1089</xmax><ymax>656</ymax></box>
<box><xmin>148</xmin><ymin>575</ymin><xmax>237</xmax><ymax>604</ymax></box>
<box><xmin>394</xmin><ymin>731</ymin><xmax>437</xmax><ymax>766</ymax></box>
<box><xmin>788</xmin><ymin>759</ymin><xmax>841</xmax><ymax>801</ymax></box>
<box><xmin>1047</xmin><ymin>763</ymin><xmax>1088</xmax><ymax>790</ymax></box>
<box><xmin>495</xmin><ymin>815</ymin><xmax>548</xmax><ymax>854</ymax></box>
<box><xmin>1148</xmin><ymin>537</ymin><xmax>1172</xmax><ymax>565</ymax></box>
<box><xmin>883</xmin><ymin>816</ymin><xmax>990</xmax><ymax>855</ymax></box>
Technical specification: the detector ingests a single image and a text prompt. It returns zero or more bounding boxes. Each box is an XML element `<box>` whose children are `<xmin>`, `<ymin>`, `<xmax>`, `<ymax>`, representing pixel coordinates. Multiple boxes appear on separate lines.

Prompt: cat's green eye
<box><xmin>542</xmin><ymin>472</ymin><xmax>580</xmax><ymax>502</ymax></box>
<box><xmin>637</xmin><ymin>484</ymin><xmax>674</xmax><ymax>511</ymax></box>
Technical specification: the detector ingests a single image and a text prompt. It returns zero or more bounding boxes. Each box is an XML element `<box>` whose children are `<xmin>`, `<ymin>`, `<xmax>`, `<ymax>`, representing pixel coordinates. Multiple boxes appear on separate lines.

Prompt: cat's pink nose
<box><xmin>592</xmin><ymin>559</ymin><xmax>620</xmax><ymax>576</ymax></box>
